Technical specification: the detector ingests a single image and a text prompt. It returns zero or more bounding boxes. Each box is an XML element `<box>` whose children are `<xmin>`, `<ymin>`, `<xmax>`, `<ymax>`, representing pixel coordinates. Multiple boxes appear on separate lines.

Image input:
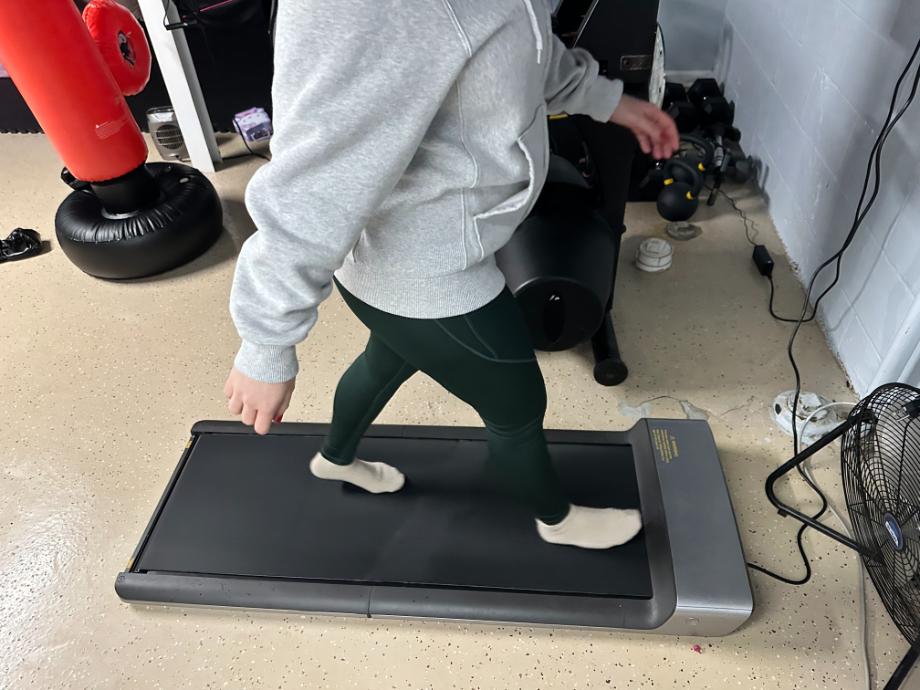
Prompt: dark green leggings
<box><xmin>322</xmin><ymin>280</ymin><xmax>571</xmax><ymax>524</ymax></box>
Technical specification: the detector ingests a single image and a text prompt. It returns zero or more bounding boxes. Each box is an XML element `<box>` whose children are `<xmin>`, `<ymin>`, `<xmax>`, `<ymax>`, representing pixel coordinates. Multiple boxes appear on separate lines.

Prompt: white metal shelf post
<box><xmin>136</xmin><ymin>0</ymin><xmax>221</xmax><ymax>172</ymax></box>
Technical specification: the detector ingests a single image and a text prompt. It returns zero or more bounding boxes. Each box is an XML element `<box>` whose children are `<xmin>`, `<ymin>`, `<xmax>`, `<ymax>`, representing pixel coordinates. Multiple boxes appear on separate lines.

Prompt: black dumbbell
<box><xmin>688</xmin><ymin>78</ymin><xmax>735</xmax><ymax>127</ymax></box>
<box><xmin>667</xmin><ymin>101</ymin><xmax>701</xmax><ymax>133</ymax></box>
<box><xmin>663</xmin><ymin>81</ymin><xmax>688</xmax><ymax>109</ymax></box>
<box><xmin>702</xmin><ymin>98</ymin><xmax>735</xmax><ymax>126</ymax></box>
<box><xmin>687</xmin><ymin>78</ymin><xmax>722</xmax><ymax>106</ymax></box>
<box><xmin>664</xmin><ymin>81</ymin><xmax>703</xmax><ymax>133</ymax></box>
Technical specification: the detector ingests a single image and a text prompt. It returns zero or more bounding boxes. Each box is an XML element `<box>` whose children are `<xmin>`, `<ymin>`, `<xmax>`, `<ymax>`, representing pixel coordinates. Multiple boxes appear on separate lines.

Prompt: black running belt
<box><xmin>136</xmin><ymin>426</ymin><xmax>653</xmax><ymax>599</ymax></box>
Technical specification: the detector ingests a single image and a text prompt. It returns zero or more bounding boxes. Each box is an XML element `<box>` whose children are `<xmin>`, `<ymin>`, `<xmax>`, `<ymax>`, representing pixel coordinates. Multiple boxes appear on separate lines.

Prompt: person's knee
<box><xmin>481</xmin><ymin>375</ymin><xmax>547</xmax><ymax>435</ymax></box>
<box><xmin>363</xmin><ymin>338</ymin><xmax>412</xmax><ymax>385</ymax></box>
<box><xmin>363</xmin><ymin>349</ymin><xmax>400</xmax><ymax>378</ymax></box>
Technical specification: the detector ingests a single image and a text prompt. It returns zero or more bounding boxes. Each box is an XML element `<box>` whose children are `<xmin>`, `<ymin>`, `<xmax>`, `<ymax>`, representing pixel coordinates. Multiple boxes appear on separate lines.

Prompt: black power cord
<box><xmin>223</xmin><ymin>138</ymin><xmax>271</xmax><ymax>162</ymax></box>
<box><xmin>710</xmin><ymin>183</ymin><xmax>818</xmax><ymax>324</ymax></box>
<box><xmin>788</xmin><ymin>34</ymin><xmax>920</xmax><ymax>449</ymax></box>
<box><xmin>768</xmin><ymin>275</ymin><xmax>816</xmax><ymax>324</ymax></box>
<box><xmin>226</xmin><ymin>121</ymin><xmax>272</xmax><ymax>162</ymax></box>
<box><xmin>750</xmin><ymin>242</ymin><xmax>818</xmax><ymax>324</ymax></box>
<box><xmin>746</xmin><ymin>34</ymin><xmax>920</xmax><ymax>586</ymax></box>
<box><xmin>714</xmin><ymin>185</ymin><xmax>759</xmax><ymax>245</ymax></box>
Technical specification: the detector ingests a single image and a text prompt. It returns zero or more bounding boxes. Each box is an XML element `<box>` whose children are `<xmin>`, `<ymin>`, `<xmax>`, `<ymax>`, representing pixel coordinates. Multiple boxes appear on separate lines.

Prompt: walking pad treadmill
<box><xmin>117</xmin><ymin>420</ymin><xmax>753</xmax><ymax>635</ymax></box>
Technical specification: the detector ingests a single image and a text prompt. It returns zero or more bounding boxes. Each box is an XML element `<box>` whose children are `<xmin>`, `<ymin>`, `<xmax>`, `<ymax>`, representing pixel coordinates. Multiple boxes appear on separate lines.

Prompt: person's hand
<box><xmin>224</xmin><ymin>367</ymin><xmax>296</xmax><ymax>435</ymax></box>
<box><xmin>609</xmin><ymin>94</ymin><xmax>680</xmax><ymax>160</ymax></box>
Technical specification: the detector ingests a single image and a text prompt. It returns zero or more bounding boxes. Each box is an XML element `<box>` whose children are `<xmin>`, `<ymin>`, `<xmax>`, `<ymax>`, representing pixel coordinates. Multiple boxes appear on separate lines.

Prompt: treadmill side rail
<box><xmin>116</xmin><ymin>572</ymin><xmax>373</xmax><ymax>618</ymax></box>
<box><xmin>368</xmin><ymin>585</ymin><xmax>671</xmax><ymax>631</ymax></box>
<box><xmin>638</xmin><ymin>420</ymin><xmax>754</xmax><ymax>635</ymax></box>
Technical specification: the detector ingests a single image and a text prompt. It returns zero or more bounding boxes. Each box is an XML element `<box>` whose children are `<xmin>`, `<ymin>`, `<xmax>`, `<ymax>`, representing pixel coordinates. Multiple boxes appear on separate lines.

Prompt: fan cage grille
<box><xmin>843</xmin><ymin>382</ymin><xmax>920</xmax><ymax>646</ymax></box>
<box><xmin>153</xmin><ymin>124</ymin><xmax>184</xmax><ymax>151</ymax></box>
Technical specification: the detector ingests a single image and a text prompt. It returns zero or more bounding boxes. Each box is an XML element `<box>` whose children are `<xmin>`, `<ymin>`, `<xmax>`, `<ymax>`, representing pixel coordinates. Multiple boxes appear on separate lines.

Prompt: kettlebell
<box><xmin>657</xmin><ymin>159</ymin><xmax>703</xmax><ymax>222</ymax></box>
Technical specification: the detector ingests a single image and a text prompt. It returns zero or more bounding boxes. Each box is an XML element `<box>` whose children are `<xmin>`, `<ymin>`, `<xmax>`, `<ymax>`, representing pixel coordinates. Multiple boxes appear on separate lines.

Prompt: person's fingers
<box><xmin>635</xmin><ymin>129</ymin><xmax>652</xmax><ymax>155</ymax></box>
<box><xmin>637</xmin><ymin>105</ymin><xmax>671</xmax><ymax>149</ymax></box>
<box><xmin>274</xmin><ymin>389</ymin><xmax>293</xmax><ymax>424</ymax></box>
<box><xmin>665</xmin><ymin>127</ymin><xmax>680</xmax><ymax>156</ymax></box>
<box><xmin>624</xmin><ymin>100</ymin><xmax>679</xmax><ymax>159</ymax></box>
<box><xmin>254</xmin><ymin>407</ymin><xmax>273</xmax><ymax>436</ymax></box>
<box><xmin>241</xmin><ymin>403</ymin><xmax>257</xmax><ymax>427</ymax></box>
<box><xmin>228</xmin><ymin>393</ymin><xmax>244</xmax><ymax>416</ymax></box>
<box><xmin>655</xmin><ymin>109</ymin><xmax>680</xmax><ymax>155</ymax></box>
<box><xmin>645</xmin><ymin>125</ymin><xmax>664</xmax><ymax>159</ymax></box>
<box><xmin>645</xmin><ymin>113</ymin><xmax>677</xmax><ymax>160</ymax></box>
<box><xmin>637</xmin><ymin>118</ymin><xmax>662</xmax><ymax>158</ymax></box>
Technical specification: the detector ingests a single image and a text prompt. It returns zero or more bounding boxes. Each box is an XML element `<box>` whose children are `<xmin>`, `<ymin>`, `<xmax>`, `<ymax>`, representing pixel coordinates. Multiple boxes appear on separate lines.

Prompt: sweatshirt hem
<box><xmin>334</xmin><ymin>259</ymin><xmax>507</xmax><ymax>319</ymax></box>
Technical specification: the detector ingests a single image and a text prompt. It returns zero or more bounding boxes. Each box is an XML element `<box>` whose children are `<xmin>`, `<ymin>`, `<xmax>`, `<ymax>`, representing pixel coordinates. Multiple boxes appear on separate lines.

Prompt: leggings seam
<box><xmin>434</xmin><ymin>321</ymin><xmax>537</xmax><ymax>364</ymax></box>
<box><xmin>463</xmin><ymin>315</ymin><xmax>499</xmax><ymax>359</ymax></box>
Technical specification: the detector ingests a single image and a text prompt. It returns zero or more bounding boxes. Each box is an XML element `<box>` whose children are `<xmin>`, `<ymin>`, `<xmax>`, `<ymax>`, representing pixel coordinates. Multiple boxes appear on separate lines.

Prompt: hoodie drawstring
<box><xmin>521</xmin><ymin>0</ymin><xmax>544</xmax><ymax>64</ymax></box>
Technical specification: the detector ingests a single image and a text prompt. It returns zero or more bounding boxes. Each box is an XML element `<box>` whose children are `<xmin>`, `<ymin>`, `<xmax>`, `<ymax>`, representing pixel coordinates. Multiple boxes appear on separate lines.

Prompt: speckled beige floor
<box><xmin>0</xmin><ymin>134</ymin><xmax>909</xmax><ymax>689</ymax></box>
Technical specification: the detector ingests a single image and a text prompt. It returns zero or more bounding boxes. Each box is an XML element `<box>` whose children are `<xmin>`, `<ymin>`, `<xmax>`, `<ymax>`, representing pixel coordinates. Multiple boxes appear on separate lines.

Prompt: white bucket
<box><xmin>635</xmin><ymin>237</ymin><xmax>673</xmax><ymax>273</ymax></box>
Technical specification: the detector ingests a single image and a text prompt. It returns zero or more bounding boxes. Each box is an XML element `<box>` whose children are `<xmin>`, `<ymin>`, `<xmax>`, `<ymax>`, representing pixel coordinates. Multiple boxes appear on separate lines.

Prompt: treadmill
<box><xmin>117</xmin><ymin>419</ymin><xmax>753</xmax><ymax>635</ymax></box>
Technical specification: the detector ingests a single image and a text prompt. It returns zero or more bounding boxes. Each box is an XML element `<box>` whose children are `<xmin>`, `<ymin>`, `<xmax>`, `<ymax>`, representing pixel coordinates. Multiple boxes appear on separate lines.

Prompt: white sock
<box><xmin>309</xmin><ymin>453</ymin><xmax>406</xmax><ymax>494</ymax></box>
<box><xmin>537</xmin><ymin>505</ymin><xmax>643</xmax><ymax>549</ymax></box>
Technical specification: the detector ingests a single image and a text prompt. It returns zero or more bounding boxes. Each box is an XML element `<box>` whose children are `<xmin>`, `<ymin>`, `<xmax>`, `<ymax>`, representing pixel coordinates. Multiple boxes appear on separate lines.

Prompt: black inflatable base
<box><xmin>55</xmin><ymin>162</ymin><xmax>223</xmax><ymax>280</ymax></box>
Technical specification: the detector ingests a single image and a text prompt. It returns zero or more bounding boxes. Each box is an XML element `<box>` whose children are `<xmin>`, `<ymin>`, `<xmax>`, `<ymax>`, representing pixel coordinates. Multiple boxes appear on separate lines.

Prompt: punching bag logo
<box><xmin>118</xmin><ymin>31</ymin><xmax>136</xmax><ymax>66</ymax></box>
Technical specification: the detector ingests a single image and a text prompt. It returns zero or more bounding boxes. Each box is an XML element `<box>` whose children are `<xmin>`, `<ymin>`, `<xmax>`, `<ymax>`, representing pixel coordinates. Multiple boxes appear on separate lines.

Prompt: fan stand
<box><xmin>765</xmin><ymin>414</ymin><xmax>919</xmax><ymax>690</ymax></box>
<box><xmin>888</xmin><ymin>647</ymin><xmax>920</xmax><ymax>690</ymax></box>
<box><xmin>766</xmin><ymin>417</ymin><xmax>866</xmax><ymax>552</ymax></box>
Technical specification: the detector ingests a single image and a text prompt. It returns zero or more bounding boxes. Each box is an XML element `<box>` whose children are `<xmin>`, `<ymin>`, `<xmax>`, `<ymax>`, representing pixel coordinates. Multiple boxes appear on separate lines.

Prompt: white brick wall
<box><xmin>718</xmin><ymin>0</ymin><xmax>920</xmax><ymax>394</ymax></box>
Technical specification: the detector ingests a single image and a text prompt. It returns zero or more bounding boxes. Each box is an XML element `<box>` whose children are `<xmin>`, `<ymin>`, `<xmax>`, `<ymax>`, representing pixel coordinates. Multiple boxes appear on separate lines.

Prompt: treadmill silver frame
<box><xmin>116</xmin><ymin>420</ymin><xmax>753</xmax><ymax>636</ymax></box>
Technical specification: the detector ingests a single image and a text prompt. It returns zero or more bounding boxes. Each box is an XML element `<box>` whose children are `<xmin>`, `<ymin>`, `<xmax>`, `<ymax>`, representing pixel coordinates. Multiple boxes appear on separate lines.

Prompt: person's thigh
<box><xmin>340</xmin><ymin>284</ymin><xmax>547</xmax><ymax>427</ymax></box>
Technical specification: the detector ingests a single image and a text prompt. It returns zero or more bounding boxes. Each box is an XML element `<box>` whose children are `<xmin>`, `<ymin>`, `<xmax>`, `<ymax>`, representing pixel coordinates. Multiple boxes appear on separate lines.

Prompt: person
<box><xmin>224</xmin><ymin>0</ymin><xmax>679</xmax><ymax>549</ymax></box>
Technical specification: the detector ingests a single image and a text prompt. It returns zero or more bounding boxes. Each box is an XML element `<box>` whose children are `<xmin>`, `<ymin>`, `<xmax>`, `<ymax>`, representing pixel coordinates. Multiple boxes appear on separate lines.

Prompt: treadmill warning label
<box><xmin>651</xmin><ymin>427</ymin><xmax>680</xmax><ymax>463</ymax></box>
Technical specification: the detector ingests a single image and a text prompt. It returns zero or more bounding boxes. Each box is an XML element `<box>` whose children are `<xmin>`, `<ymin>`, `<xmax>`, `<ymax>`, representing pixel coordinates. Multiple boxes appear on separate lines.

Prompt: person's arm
<box><xmin>543</xmin><ymin>31</ymin><xmax>623</xmax><ymax>123</ymax></box>
<box><xmin>229</xmin><ymin>0</ymin><xmax>468</xmax><ymax>386</ymax></box>
<box><xmin>543</xmin><ymin>21</ymin><xmax>678</xmax><ymax>160</ymax></box>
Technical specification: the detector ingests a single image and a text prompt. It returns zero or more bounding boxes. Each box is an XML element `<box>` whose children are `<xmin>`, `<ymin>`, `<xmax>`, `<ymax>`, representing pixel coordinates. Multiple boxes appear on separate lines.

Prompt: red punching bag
<box><xmin>0</xmin><ymin>0</ymin><xmax>147</xmax><ymax>183</ymax></box>
<box><xmin>83</xmin><ymin>0</ymin><xmax>153</xmax><ymax>97</ymax></box>
<box><xmin>0</xmin><ymin>0</ymin><xmax>223</xmax><ymax>280</ymax></box>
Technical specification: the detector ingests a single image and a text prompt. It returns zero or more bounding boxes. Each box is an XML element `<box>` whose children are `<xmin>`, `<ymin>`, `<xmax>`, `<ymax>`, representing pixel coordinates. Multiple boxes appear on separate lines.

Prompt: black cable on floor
<box><xmin>769</xmin><ymin>275</ymin><xmax>816</xmax><ymax>324</ymax></box>
<box><xmin>747</xmin><ymin>526</ymin><xmax>814</xmax><ymax>585</ymax></box>
<box><xmin>224</xmin><ymin>122</ymin><xmax>272</xmax><ymax>162</ymax></box>
<box><xmin>711</xmin><ymin>185</ymin><xmax>760</xmax><ymax>246</ymax></box>
<box><xmin>747</xmin><ymin>33</ymin><xmax>920</xmax><ymax>586</ymax></box>
<box><xmin>239</xmin><ymin>134</ymin><xmax>271</xmax><ymax>162</ymax></box>
<box><xmin>223</xmin><ymin>136</ymin><xmax>271</xmax><ymax>162</ymax></box>
<box><xmin>712</xmin><ymin>186</ymin><xmax>816</xmax><ymax>324</ymax></box>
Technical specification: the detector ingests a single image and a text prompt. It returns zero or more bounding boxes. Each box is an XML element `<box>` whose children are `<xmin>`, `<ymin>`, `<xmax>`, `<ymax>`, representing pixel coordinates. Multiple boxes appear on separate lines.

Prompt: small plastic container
<box><xmin>635</xmin><ymin>237</ymin><xmax>673</xmax><ymax>272</ymax></box>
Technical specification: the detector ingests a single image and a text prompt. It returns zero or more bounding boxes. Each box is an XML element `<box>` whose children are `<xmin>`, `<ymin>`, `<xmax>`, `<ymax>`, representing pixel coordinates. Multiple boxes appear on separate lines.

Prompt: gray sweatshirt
<box><xmin>230</xmin><ymin>0</ymin><xmax>623</xmax><ymax>383</ymax></box>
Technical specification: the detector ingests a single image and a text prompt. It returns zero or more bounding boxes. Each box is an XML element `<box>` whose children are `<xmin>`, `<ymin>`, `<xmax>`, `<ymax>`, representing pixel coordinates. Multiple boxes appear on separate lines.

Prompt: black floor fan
<box><xmin>767</xmin><ymin>383</ymin><xmax>920</xmax><ymax>689</ymax></box>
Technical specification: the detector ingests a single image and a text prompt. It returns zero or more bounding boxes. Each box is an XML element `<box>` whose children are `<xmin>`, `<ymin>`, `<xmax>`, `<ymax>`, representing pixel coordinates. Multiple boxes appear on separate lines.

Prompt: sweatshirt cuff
<box><xmin>582</xmin><ymin>76</ymin><xmax>624</xmax><ymax>123</ymax></box>
<box><xmin>234</xmin><ymin>341</ymin><xmax>299</xmax><ymax>383</ymax></box>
